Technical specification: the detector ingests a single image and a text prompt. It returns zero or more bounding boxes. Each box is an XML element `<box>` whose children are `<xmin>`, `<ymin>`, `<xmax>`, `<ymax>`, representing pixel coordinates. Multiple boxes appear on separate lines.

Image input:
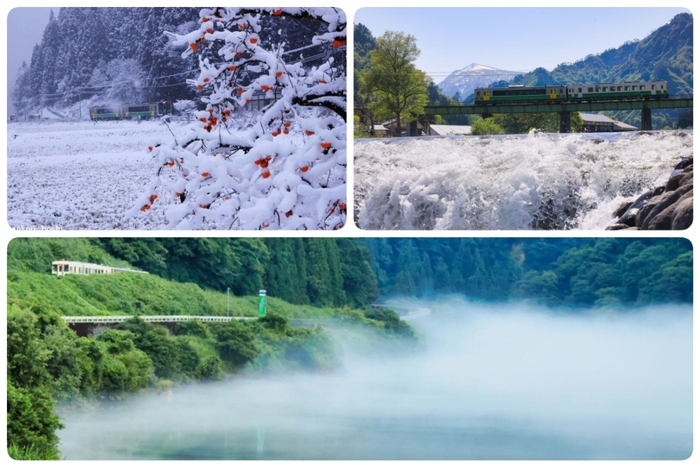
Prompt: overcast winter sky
<box><xmin>355</xmin><ymin>7</ymin><xmax>691</xmax><ymax>84</ymax></box>
<box><xmin>6</xmin><ymin>7</ymin><xmax>55</xmax><ymax>114</ymax></box>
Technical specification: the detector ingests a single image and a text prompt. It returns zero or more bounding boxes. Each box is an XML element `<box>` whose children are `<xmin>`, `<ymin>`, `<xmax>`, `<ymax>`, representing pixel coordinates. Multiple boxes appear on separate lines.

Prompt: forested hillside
<box><xmin>12</xmin><ymin>8</ymin><xmax>200</xmax><ymax>114</ymax></box>
<box><xmin>363</xmin><ymin>238</ymin><xmax>692</xmax><ymax>307</ymax></box>
<box><xmin>8</xmin><ymin>238</ymin><xmax>378</xmax><ymax>309</ymax></box>
<box><xmin>12</xmin><ymin>7</ymin><xmax>333</xmax><ymax>118</ymax></box>
<box><xmin>9</xmin><ymin>237</ymin><xmax>691</xmax><ymax>312</ymax></box>
<box><xmin>489</xmin><ymin>13</ymin><xmax>693</xmax><ymax>128</ymax></box>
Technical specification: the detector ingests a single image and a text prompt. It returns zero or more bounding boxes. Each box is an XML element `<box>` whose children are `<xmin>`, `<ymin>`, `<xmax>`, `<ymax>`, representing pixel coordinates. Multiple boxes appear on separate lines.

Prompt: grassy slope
<box><xmin>7</xmin><ymin>269</ymin><xmax>360</xmax><ymax>320</ymax></box>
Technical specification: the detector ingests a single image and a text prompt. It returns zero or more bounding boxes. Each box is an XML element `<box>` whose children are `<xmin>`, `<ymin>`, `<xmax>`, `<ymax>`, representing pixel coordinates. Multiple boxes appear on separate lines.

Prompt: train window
<box><xmin>640</xmin><ymin>85</ymin><xmax>646</xmax><ymax>90</ymax></box>
<box><xmin>632</xmin><ymin>86</ymin><xmax>637</xmax><ymax>91</ymax></box>
<box><xmin>588</xmin><ymin>87</ymin><xmax>593</xmax><ymax>92</ymax></box>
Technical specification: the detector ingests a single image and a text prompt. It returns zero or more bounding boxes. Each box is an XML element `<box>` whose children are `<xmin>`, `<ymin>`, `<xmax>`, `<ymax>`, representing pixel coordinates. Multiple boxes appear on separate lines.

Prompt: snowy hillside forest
<box><xmin>12</xmin><ymin>8</ymin><xmax>201</xmax><ymax>117</ymax></box>
<box><xmin>11</xmin><ymin>7</ymin><xmax>343</xmax><ymax>120</ymax></box>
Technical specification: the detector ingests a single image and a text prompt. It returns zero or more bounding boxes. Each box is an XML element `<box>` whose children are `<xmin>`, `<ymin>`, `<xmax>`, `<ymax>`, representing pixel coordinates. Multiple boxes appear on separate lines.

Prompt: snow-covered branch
<box><xmin>129</xmin><ymin>7</ymin><xmax>347</xmax><ymax>230</ymax></box>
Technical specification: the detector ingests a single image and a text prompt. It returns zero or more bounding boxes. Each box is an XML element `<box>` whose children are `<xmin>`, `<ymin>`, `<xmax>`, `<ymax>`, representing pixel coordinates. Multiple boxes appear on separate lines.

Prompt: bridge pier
<box><xmin>641</xmin><ymin>108</ymin><xmax>652</xmax><ymax>130</ymax></box>
<box><xmin>559</xmin><ymin>111</ymin><xmax>571</xmax><ymax>133</ymax></box>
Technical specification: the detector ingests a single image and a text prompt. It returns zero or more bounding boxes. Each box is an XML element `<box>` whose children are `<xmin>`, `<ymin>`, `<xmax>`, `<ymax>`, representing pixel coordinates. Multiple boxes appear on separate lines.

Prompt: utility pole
<box><xmin>227</xmin><ymin>287</ymin><xmax>230</xmax><ymax>317</ymax></box>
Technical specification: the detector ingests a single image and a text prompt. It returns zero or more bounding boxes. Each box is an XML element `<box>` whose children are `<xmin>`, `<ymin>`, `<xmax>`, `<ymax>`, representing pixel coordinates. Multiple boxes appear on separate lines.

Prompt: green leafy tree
<box><xmin>7</xmin><ymin>310</ymin><xmax>62</xmax><ymax>459</ymax></box>
<box><xmin>305</xmin><ymin>239</ymin><xmax>346</xmax><ymax>306</ymax></box>
<box><xmin>264</xmin><ymin>238</ymin><xmax>310</xmax><ymax>305</ymax></box>
<box><xmin>337</xmin><ymin>238</ymin><xmax>379</xmax><ymax>307</ymax></box>
<box><xmin>353</xmin><ymin>115</ymin><xmax>371</xmax><ymax>138</ymax></box>
<box><xmin>360</xmin><ymin>30</ymin><xmax>429</xmax><ymax>136</ymax></box>
<box><xmin>7</xmin><ymin>383</ymin><xmax>61</xmax><ymax>460</ymax></box>
<box><xmin>494</xmin><ymin>112</ymin><xmax>561</xmax><ymax>134</ymax></box>
<box><xmin>211</xmin><ymin>321</ymin><xmax>260</xmax><ymax>369</ymax></box>
<box><xmin>470</xmin><ymin>117</ymin><xmax>505</xmax><ymax>135</ymax></box>
<box><xmin>570</xmin><ymin>112</ymin><xmax>584</xmax><ymax>132</ymax></box>
<box><xmin>364</xmin><ymin>307</ymin><xmax>416</xmax><ymax>339</ymax></box>
<box><xmin>94</xmin><ymin>330</ymin><xmax>154</xmax><ymax>392</ymax></box>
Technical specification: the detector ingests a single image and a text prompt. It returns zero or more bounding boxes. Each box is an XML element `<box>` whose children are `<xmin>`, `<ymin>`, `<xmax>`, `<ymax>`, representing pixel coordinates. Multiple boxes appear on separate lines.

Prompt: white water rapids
<box><xmin>354</xmin><ymin>131</ymin><xmax>692</xmax><ymax>230</ymax></box>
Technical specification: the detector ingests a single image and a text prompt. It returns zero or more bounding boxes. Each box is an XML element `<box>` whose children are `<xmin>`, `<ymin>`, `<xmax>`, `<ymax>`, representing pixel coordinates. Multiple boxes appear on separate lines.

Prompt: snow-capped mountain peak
<box><xmin>457</xmin><ymin>63</ymin><xmax>500</xmax><ymax>73</ymax></box>
<box><xmin>438</xmin><ymin>63</ymin><xmax>524</xmax><ymax>101</ymax></box>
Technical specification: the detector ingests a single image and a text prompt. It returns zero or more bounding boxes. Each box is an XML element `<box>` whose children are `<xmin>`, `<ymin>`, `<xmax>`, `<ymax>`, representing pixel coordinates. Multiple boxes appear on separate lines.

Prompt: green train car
<box><xmin>89</xmin><ymin>101</ymin><xmax>173</xmax><ymax>120</ymax></box>
<box><xmin>89</xmin><ymin>107</ymin><xmax>122</xmax><ymax>120</ymax></box>
<box><xmin>474</xmin><ymin>81</ymin><xmax>669</xmax><ymax>104</ymax></box>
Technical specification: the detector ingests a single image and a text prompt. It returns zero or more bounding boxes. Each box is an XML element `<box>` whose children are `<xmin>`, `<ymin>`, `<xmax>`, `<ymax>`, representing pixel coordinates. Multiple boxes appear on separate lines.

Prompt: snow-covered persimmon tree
<box><xmin>129</xmin><ymin>7</ymin><xmax>346</xmax><ymax>229</ymax></box>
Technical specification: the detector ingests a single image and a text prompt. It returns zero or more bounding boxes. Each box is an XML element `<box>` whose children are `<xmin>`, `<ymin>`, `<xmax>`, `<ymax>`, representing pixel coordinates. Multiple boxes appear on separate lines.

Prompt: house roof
<box><xmin>579</xmin><ymin>113</ymin><xmax>615</xmax><ymax>124</ymax></box>
<box><xmin>613</xmin><ymin>121</ymin><xmax>637</xmax><ymax>131</ymax></box>
<box><xmin>381</xmin><ymin>118</ymin><xmax>423</xmax><ymax>129</ymax></box>
<box><xmin>430</xmin><ymin>124</ymin><xmax>472</xmax><ymax>136</ymax></box>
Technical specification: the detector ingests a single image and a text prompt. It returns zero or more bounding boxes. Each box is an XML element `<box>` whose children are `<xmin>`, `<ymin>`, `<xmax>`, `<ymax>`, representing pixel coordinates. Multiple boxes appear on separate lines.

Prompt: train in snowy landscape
<box><xmin>474</xmin><ymin>81</ymin><xmax>669</xmax><ymax>105</ymax></box>
<box><xmin>89</xmin><ymin>101</ymin><xmax>173</xmax><ymax>120</ymax></box>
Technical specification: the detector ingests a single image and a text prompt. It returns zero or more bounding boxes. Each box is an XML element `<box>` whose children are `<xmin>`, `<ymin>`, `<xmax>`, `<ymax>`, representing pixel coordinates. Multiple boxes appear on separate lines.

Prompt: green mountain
<box><xmin>504</xmin><ymin>13</ymin><xmax>692</xmax><ymax>92</ymax></box>
<box><xmin>493</xmin><ymin>13</ymin><xmax>693</xmax><ymax>128</ymax></box>
<box><xmin>8</xmin><ymin>238</ymin><xmax>379</xmax><ymax>311</ymax></box>
<box><xmin>513</xmin><ymin>13</ymin><xmax>693</xmax><ymax>95</ymax></box>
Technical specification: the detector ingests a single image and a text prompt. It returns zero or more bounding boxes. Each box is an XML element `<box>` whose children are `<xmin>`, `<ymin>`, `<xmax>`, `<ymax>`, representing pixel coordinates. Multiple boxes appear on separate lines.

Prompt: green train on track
<box><xmin>89</xmin><ymin>101</ymin><xmax>173</xmax><ymax>120</ymax></box>
<box><xmin>474</xmin><ymin>81</ymin><xmax>669</xmax><ymax>105</ymax></box>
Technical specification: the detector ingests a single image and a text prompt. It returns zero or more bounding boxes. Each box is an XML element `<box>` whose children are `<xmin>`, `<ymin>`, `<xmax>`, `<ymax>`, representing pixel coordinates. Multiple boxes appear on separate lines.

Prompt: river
<box><xmin>354</xmin><ymin>131</ymin><xmax>693</xmax><ymax>230</ymax></box>
<box><xmin>57</xmin><ymin>297</ymin><xmax>692</xmax><ymax>460</ymax></box>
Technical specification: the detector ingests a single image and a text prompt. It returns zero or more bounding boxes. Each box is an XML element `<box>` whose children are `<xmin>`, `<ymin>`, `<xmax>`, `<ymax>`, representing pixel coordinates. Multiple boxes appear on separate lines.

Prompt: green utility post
<box><xmin>258</xmin><ymin>289</ymin><xmax>267</xmax><ymax>317</ymax></box>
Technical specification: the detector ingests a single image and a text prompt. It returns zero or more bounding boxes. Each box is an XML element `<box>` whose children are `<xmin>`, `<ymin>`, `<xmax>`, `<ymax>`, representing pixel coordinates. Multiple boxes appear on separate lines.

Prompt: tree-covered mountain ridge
<box><xmin>503</xmin><ymin>13</ymin><xmax>692</xmax><ymax>94</ymax></box>
<box><xmin>362</xmin><ymin>238</ymin><xmax>691</xmax><ymax>308</ymax></box>
<box><xmin>8</xmin><ymin>237</ymin><xmax>692</xmax><ymax>313</ymax></box>
<box><xmin>7</xmin><ymin>238</ymin><xmax>379</xmax><ymax>312</ymax></box>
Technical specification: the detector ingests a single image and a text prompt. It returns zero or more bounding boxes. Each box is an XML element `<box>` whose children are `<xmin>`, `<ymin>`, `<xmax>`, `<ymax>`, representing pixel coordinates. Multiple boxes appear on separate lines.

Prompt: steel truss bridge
<box><xmin>62</xmin><ymin>315</ymin><xmax>257</xmax><ymax>336</ymax></box>
<box><xmin>422</xmin><ymin>97</ymin><xmax>693</xmax><ymax>132</ymax></box>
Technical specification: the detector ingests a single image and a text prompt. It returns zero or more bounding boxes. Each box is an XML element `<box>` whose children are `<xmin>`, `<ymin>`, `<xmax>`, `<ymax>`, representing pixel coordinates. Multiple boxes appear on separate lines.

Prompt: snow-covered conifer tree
<box><xmin>130</xmin><ymin>7</ymin><xmax>347</xmax><ymax>230</ymax></box>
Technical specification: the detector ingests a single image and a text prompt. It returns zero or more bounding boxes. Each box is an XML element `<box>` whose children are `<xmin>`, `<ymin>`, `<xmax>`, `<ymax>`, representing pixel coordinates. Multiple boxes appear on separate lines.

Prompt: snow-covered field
<box><xmin>7</xmin><ymin>120</ymin><xmax>188</xmax><ymax>230</ymax></box>
<box><xmin>355</xmin><ymin>131</ymin><xmax>693</xmax><ymax>230</ymax></box>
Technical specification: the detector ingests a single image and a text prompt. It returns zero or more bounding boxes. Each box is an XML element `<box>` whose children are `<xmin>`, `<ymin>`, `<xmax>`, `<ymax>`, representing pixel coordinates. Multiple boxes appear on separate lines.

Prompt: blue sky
<box><xmin>354</xmin><ymin>7</ymin><xmax>691</xmax><ymax>83</ymax></box>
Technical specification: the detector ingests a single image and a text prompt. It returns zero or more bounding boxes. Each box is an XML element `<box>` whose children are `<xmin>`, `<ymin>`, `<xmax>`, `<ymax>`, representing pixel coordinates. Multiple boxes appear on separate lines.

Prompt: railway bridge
<box><xmin>62</xmin><ymin>315</ymin><xmax>257</xmax><ymax>337</ymax></box>
<box><xmin>422</xmin><ymin>96</ymin><xmax>693</xmax><ymax>132</ymax></box>
<box><xmin>62</xmin><ymin>315</ymin><xmax>340</xmax><ymax>336</ymax></box>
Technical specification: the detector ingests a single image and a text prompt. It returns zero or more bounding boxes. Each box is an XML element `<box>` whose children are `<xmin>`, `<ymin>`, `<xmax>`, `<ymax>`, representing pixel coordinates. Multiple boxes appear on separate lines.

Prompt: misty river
<box><xmin>57</xmin><ymin>297</ymin><xmax>692</xmax><ymax>460</ymax></box>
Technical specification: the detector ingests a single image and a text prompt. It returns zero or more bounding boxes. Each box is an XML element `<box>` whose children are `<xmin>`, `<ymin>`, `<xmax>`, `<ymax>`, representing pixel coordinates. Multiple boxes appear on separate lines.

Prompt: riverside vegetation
<box><xmin>6</xmin><ymin>238</ymin><xmax>411</xmax><ymax>460</ymax></box>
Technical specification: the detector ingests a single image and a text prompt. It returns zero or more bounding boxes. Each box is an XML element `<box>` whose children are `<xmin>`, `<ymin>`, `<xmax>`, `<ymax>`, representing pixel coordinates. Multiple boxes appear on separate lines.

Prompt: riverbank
<box><xmin>607</xmin><ymin>155</ymin><xmax>693</xmax><ymax>230</ymax></box>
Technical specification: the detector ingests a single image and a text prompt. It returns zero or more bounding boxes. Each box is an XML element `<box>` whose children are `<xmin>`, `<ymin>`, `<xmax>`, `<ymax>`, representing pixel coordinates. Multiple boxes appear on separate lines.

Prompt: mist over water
<box><xmin>354</xmin><ymin>131</ymin><xmax>693</xmax><ymax>230</ymax></box>
<box><xmin>57</xmin><ymin>297</ymin><xmax>692</xmax><ymax>460</ymax></box>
